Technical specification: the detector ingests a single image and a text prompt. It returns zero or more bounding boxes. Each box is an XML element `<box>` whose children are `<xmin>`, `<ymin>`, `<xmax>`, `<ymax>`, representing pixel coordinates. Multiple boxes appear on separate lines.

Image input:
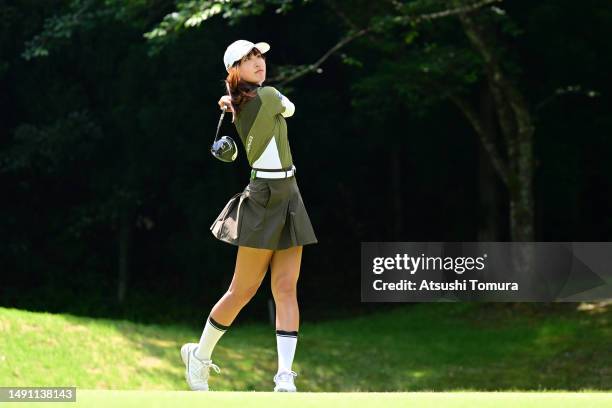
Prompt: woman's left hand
<box><xmin>218</xmin><ymin>95</ymin><xmax>233</xmax><ymax>111</ymax></box>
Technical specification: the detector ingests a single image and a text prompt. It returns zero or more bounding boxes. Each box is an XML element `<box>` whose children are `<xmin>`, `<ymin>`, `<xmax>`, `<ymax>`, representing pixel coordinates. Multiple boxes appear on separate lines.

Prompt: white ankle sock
<box><xmin>276</xmin><ymin>330</ymin><xmax>298</xmax><ymax>373</ymax></box>
<box><xmin>195</xmin><ymin>315</ymin><xmax>229</xmax><ymax>360</ymax></box>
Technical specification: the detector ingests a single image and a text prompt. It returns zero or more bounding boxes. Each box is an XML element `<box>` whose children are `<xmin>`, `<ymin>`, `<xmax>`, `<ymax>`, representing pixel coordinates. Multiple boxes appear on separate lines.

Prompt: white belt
<box><xmin>251</xmin><ymin>164</ymin><xmax>296</xmax><ymax>179</ymax></box>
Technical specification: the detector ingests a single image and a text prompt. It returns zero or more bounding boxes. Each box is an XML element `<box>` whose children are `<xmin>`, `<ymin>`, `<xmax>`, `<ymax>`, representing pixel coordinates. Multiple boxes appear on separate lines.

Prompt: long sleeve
<box><xmin>279</xmin><ymin>93</ymin><xmax>295</xmax><ymax>118</ymax></box>
<box><xmin>260</xmin><ymin>86</ymin><xmax>295</xmax><ymax>118</ymax></box>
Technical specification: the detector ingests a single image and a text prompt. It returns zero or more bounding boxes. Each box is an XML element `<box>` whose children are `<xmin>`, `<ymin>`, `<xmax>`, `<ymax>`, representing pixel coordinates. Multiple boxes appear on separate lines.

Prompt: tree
<box><xmin>133</xmin><ymin>0</ymin><xmax>533</xmax><ymax>241</ymax></box>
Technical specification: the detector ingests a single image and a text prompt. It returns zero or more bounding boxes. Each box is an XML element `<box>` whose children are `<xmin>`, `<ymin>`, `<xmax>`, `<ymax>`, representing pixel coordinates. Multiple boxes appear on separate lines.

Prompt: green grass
<box><xmin>0</xmin><ymin>302</ymin><xmax>610</xmax><ymax>393</ymax></box>
<box><xmin>3</xmin><ymin>391</ymin><xmax>612</xmax><ymax>408</ymax></box>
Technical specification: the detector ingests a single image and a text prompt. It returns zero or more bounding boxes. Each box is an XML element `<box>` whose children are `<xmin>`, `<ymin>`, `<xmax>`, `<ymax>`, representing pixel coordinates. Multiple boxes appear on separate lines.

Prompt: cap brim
<box><xmin>254</xmin><ymin>42</ymin><xmax>270</xmax><ymax>54</ymax></box>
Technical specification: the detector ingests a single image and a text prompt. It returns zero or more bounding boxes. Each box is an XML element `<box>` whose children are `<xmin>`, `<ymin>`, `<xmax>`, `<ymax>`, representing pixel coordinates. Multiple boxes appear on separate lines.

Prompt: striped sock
<box><xmin>276</xmin><ymin>330</ymin><xmax>298</xmax><ymax>373</ymax></box>
<box><xmin>195</xmin><ymin>315</ymin><xmax>230</xmax><ymax>360</ymax></box>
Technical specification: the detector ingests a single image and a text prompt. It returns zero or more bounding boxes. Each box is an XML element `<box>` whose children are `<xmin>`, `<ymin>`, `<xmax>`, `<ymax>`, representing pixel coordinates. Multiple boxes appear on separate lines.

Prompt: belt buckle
<box><xmin>250</xmin><ymin>169</ymin><xmax>256</xmax><ymax>180</ymax></box>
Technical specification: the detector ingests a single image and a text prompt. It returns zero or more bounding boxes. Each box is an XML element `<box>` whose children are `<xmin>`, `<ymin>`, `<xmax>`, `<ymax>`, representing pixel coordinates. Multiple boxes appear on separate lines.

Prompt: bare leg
<box><xmin>270</xmin><ymin>245</ymin><xmax>303</xmax><ymax>331</ymax></box>
<box><xmin>210</xmin><ymin>246</ymin><xmax>273</xmax><ymax>326</ymax></box>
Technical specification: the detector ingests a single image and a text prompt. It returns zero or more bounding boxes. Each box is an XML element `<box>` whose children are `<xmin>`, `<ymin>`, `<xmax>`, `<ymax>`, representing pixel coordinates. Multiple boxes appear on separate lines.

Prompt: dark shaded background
<box><xmin>1</xmin><ymin>0</ymin><xmax>610</xmax><ymax>326</ymax></box>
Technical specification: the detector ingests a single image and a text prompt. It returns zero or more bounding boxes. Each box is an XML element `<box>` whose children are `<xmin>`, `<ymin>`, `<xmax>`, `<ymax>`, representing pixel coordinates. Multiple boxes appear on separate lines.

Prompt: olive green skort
<box><xmin>210</xmin><ymin>174</ymin><xmax>318</xmax><ymax>250</ymax></box>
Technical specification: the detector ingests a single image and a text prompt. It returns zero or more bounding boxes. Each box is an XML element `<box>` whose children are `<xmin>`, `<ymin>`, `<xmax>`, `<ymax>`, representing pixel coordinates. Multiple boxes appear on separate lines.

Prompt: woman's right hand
<box><xmin>218</xmin><ymin>95</ymin><xmax>233</xmax><ymax>111</ymax></box>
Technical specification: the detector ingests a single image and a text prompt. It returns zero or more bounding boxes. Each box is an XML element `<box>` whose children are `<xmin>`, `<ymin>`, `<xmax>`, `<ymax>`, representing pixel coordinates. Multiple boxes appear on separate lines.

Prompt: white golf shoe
<box><xmin>180</xmin><ymin>343</ymin><xmax>221</xmax><ymax>391</ymax></box>
<box><xmin>273</xmin><ymin>370</ymin><xmax>298</xmax><ymax>392</ymax></box>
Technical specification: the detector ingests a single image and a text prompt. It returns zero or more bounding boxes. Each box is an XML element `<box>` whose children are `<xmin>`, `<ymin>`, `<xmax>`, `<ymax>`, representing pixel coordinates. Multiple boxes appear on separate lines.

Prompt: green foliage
<box><xmin>3</xmin><ymin>0</ymin><xmax>612</xmax><ymax>325</ymax></box>
<box><xmin>21</xmin><ymin>0</ymin><xmax>315</xmax><ymax>59</ymax></box>
<box><xmin>0</xmin><ymin>110</ymin><xmax>103</xmax><ymax>174</ymax></box>
<box><xmin>404</xmin><ymin>29</ymin><xmax>419</xmax><ymax>45</ymax></box>
<box><xmin>351</xmin><ymin>38</ymin><xmax>482</xmax><ymax>122</ymax></box>
<box><xmin>22</xmin><ymin>0</ymin><xmax>113</xmax><ymax>60</ymax></box>
<box><xmin>488</xmin><ymin>4</ymin><xmax>524</xmax><ymax>37</ymax></box>
<box><xmin>339</xmin><ymin>52</ymin><xmax>363</xmax><ymax>68</ymax></box>
<box><xmin>141</xmin><ymin>0</ymin><xmax>308</xmax><ymax>56</ymax></box>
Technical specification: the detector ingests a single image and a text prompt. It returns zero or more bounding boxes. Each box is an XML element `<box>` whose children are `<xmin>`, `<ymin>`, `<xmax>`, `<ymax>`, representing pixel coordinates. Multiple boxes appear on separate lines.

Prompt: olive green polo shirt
<box><xmin>234</xmin><ymin>86</ymin><xmax>294</xmax><ymax>170</ymax></box>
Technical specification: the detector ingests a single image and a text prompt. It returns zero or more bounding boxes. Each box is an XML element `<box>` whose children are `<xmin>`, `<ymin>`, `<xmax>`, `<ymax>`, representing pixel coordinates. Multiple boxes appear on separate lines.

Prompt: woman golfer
<box><xmin>180</xmin><ymin>39</ymin><xmax>318</xmax><ymax>392</ymax></box>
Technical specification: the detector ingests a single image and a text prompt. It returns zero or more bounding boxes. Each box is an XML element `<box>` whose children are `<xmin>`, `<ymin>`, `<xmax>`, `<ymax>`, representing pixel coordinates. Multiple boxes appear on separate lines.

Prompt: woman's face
<box><xmin>238</xmin><ymin>50</ymin><xmax>266</xmax><ymax>85</ymax></box>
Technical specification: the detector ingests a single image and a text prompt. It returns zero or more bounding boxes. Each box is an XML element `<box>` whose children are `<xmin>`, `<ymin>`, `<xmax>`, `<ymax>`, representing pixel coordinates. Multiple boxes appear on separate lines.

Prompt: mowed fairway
<box><xmin>2</xmin><ymin>391</ymin><xmax>612</xmax><ymax>408</ymax></box>
<box><xmin>2</xmin><ymin>301</ymin><xmax>611</xmax><ymax>408</ymax></box>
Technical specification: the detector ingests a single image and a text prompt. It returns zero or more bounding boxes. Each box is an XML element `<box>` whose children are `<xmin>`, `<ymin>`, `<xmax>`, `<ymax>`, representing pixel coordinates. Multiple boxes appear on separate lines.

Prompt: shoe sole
<box><xmin>274</xmin><ymin>386</ymin><xmax>297</xmax><ymax>392</ymax></box>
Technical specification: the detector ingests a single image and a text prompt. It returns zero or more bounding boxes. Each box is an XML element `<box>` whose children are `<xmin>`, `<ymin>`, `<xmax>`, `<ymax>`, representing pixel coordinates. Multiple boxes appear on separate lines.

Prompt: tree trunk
<box><xmin>390</xmin><ymin>148</ymin><xmax>403</xmax><ymax>240</ymax></box>
<box><xmin>454</xmin><ymin>2</ymin><xmax>536</xmax><ymax>242</ymax></box>
<box><xmin>117</xmin><ymin>205</ymin><xmax>131</xmax><ymax>305</ymax></box>
<box><xmin>508</xmin><ymin>128</ymin><xmax>535</xmax><ymax>242</ymax></box>
<box><xmin>477</xmin><ymin>84</ymin><xmax>503</xmax><ymax>241</ymax></box>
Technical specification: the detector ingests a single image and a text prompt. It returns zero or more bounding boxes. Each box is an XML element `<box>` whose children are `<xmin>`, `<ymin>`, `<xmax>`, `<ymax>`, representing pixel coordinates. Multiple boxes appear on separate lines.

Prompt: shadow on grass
<box><xmin>2</xmin><ymin>301</ymin><xmax>610</xmax><ymax>391</ymax></box>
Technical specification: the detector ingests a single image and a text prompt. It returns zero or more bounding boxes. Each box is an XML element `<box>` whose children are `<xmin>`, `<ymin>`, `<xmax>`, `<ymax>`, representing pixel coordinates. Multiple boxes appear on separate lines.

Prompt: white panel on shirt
<box><xmin>252</xmin><ymin>135</ymin><xmax>283</xmax><ymax>169</ymax></box>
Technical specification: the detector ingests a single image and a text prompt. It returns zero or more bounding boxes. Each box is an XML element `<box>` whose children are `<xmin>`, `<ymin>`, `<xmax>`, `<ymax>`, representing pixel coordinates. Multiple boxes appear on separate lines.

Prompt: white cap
<box><xmin>223</xmin><ymin>40</ymin><xmax>270</xmax><ymax>73</ymax></box>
